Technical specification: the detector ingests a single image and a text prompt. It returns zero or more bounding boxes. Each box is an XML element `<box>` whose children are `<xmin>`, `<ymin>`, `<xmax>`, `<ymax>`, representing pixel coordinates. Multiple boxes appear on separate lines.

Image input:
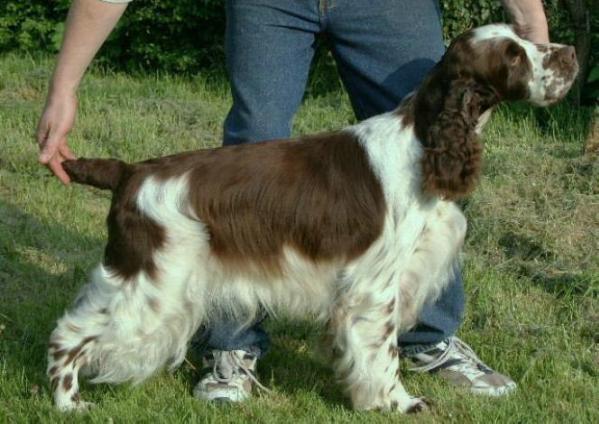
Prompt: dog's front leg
<box><xmin>329</xmin><ymin>286</ymin><xmax>427</xmax><ymax>413</ymax></box>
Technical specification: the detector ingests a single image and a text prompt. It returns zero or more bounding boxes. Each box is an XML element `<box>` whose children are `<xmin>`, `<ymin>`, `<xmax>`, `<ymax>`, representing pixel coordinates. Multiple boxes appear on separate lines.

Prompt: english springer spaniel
<box><xmin>48</xmin><ymin>24</ymin><xmax>577</xmax><ymax>412</ymax></box>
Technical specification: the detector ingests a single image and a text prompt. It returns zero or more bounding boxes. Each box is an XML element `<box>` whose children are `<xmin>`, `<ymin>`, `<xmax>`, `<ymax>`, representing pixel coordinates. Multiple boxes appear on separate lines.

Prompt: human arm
<box><xmin>37</xmin><ymin>0</ymin><xmax>130</xmax><ymax>184</ymax></box>
<box><xmin>502</xmin><ymin>0</ymin><xmax>550</xmax><ymax>44</ymax></box>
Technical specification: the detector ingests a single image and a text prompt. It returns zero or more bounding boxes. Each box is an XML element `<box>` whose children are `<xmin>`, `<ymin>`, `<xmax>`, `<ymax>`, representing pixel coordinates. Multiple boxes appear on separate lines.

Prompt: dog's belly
<box><xmin>199</xmin><ymin>246</ymin><xmax>342</xmax><ymax>322</ymax></box>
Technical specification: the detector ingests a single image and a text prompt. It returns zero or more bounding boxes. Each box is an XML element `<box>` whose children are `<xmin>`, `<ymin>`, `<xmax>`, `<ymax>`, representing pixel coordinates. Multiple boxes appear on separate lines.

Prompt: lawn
<box><xmin>0</xmin><ymin>53</ymin><xmax>597</xmax><ymax>423</ymax></box>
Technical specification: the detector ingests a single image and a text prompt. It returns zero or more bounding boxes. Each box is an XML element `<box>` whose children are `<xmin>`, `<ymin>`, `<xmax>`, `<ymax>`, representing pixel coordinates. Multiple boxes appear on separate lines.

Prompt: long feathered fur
<box><xmin>420</xmin><ymin>79</ymin><xmax>496</xmax><ymax>200</ymax></box>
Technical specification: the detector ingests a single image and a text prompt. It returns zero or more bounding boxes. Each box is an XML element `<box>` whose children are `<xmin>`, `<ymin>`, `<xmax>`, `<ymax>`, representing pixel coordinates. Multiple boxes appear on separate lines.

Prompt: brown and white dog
<box><xmin>47</xmin><ymin>24</ymin><xmax>577</xmax><ymax>412</ymax></box>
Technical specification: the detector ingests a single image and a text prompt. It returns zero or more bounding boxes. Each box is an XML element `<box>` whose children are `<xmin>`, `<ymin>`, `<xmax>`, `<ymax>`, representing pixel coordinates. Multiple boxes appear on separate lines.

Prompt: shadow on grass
<box><xmin>519</xmin><ymin>265</ymin><xmax>597</xmax><ymax>298</ymax></box>
<box><xmin>498</xmin><ymin>101</ymin><xmax>595</xmax><ymax>152</ymax></box>
<box><xmin>498</xmin><ymin>232</ymin><xmax>554</xmax><ymax>262</ymax></box>
<box><xmin>496</xmin><ymin>231</ymin><xmax>596</xmax><ymax>298</ymax></box>
<box><xmin>0</xmin><ymin>199</ymin><xmax>103</xmax><ymax>400</ymax></box>
<box><xmin>263</xmin><ymin>320</ymin><xmax>347</xmax><ymax>407</ymax></box>
<box><xmin>498</xmin><ymin>231</ymin><xmax>595</xmax><ymax>295</ymax></box>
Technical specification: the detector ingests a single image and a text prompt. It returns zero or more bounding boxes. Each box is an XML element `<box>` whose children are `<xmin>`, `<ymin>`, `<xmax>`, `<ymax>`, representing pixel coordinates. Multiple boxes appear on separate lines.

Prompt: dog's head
<box><xmin>442</xmin><ymin>23</ymin><xmax>579</xmax><ymax>106</ymax></box>
<box><xmin>412</xmin><ymin>23</ymin><xmax>578</xmax><ymax>201</ymax></box>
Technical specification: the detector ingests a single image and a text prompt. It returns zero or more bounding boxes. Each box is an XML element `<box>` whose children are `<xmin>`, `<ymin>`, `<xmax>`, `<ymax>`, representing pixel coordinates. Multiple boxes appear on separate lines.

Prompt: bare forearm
<box><xmin>502</xmin><ymin>0</ymin><xmax>549</xmax><ymax>43</ymax></box>
<box><xmin>50</xmin><ymin>0</ymin><xmax>128</xmax><ymax>98</ymax></box>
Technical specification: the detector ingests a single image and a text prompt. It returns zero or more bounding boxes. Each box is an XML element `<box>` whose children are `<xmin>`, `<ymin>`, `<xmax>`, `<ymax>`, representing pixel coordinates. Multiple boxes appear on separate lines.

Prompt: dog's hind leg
<box><xmin>48</xmin><ymin>260</ymin><xmax>206</xmax><ymax>411</ymax></box>
<box><xmin>48</xmin><ymin>333</ymin><xmax>97</xmax><ymax>411</ymax></box>
<box><xmin>47</xmin><ymin>266</ymin><xmax>114</xmax><ymax>411</ymax></box>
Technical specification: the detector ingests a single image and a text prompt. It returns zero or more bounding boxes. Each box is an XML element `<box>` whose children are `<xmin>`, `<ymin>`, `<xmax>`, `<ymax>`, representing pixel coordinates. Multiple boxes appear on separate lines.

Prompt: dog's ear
<box><xmin>420</xmin><ymin>78</ymin><xmax>497</xmax><ymax>200</ymax></box>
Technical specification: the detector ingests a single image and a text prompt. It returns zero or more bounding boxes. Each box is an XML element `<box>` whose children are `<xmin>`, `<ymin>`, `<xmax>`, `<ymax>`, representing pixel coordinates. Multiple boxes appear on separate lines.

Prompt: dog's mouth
<box><xmin>546</xmin><ymin>75</ymin><xmax>578</xmax><ymax>104</ymax></box>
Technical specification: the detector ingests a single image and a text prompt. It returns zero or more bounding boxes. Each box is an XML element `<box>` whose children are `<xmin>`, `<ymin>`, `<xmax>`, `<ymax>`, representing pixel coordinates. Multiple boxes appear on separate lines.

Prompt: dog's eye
<box><xmin>509</xmin><ymin>54</ymin><xmax>521</xmax><ymax>66</ymax></box>
<box><xmin>505</xmin><ymin>42</ymin><xmax>525</xmax><ymax>67</ymax></box>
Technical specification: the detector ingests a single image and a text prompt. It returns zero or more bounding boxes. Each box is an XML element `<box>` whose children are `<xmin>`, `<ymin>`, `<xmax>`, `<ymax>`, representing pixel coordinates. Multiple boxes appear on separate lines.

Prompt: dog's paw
<box><xmin>385</xmin><ymin>395</ymin><xmax>430</xmax><ymax>414</ymax></box>
<box><xmin>74</xmin><ymin>400</ymin><xmax>95</xmax><ymax>412</ymax></box>
<box><xmin>405</xmin><ymin>397</ymin><xmax>430</xmax><ymax>414</ymax></box>
<box><xmin>56</xmin><ymin>399</ymin><xmax>95</xmax><ymax>413</ymax></box>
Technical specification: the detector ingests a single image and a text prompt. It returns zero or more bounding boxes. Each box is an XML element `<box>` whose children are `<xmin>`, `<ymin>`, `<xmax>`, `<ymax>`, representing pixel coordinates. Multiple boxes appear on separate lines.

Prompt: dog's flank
<box><xmin>47</xmin><ymin>24</ymin><xmax>578</xmax><ymax>413</ymax></box>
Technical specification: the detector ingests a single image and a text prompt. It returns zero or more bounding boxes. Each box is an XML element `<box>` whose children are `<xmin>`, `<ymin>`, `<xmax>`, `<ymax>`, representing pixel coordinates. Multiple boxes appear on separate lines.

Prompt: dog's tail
<box><xmin>63</xmin><ymin>158</ymin><xmax>129</xmax><ymax>191</ymax></box>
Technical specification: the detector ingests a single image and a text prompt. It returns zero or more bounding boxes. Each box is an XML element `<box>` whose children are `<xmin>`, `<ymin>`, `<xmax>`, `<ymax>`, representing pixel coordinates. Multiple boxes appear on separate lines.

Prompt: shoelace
<box><xmin>211</xmin><ymin>350</ymin><xmax>271</xmax><ymax>393</ymax></box>
<box><xmin>408</xmin><ymin>336</ymin><xmax>488</xmax><ymax>374</ymax></box>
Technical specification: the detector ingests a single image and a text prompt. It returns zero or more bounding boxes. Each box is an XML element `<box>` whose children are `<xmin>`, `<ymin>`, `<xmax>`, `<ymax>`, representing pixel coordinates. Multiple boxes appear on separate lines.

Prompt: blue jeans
<box><xmin>199</xmin><ymin>0</ymin><xmax>465</xmax><ymax>357</ymax></box>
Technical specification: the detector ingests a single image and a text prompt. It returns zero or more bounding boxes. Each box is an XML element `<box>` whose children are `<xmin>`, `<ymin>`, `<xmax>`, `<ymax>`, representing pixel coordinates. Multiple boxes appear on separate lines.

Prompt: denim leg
<box><xmin>223</xmin><ymin>0</ymin><xmax>321</xmax><ymax>145</ymax></box>
<box><xmin>193</xmin><ymin>315</ymin><xmax>271</xmax><ymax>358</ymax></box>
<box><xmin>326</xmin><ymin>0</ymin><xmax>446</xmax><ymax>119</ymax></box>
<box><xmin>197</xmin><ymin>0</ymin><xmax>322</xmax><ymax>358</ymax></box>
<box><xmin>326</xmin><ymin>0</ymin><xmax>466</xmax><ymax>349</ymax></box>
<box><xmin>397</xmin><ymin>267</ymin><xmax>465</xmax><ymax>354</ymax></box>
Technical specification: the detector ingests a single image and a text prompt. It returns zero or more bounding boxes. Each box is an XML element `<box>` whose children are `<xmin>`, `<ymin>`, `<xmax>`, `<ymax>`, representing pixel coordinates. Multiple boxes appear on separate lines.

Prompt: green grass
<box><xmin>0</xmin><ymin>53</ymin><xmax>597</xmax><ymax>423</ymax></box>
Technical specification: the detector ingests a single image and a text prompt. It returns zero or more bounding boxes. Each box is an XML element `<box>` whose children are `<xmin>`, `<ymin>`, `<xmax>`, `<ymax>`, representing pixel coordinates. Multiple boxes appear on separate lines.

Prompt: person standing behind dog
<box><xmin>37</xmin><ymin>0</ymin><xmax>549</xmax><ymax>403</ymax></box>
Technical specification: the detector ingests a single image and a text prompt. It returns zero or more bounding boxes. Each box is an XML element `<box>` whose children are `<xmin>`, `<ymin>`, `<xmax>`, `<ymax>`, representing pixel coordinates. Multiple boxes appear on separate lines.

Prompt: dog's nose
<box><xmin>557</xmin><ymin>46</ymin><xmax>577</xmax><ymax>67</ymax></box>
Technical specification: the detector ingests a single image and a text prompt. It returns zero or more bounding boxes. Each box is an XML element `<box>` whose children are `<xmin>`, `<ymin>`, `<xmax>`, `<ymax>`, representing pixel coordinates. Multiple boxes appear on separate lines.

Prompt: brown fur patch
<box><xmin>394</xmin><ymin>93</ymin><xmax>416</xmax><ymax>128</ymax></box>
<box><xmin>406</xmin><ymin>401</ymin><xmax>426</xmax><ymax>414</ymax></box>
<box><xmin>382</xmin><ymin>321</ymin><xmax>395</xmax><ymax>339</ymax></box>
<box><xmin>64</xmin><ymin>158</ymin><xmax>167</xmax><ymax>282</ymax></box>
<box><xmin>104</xmin><ymin>172</ymin><xmax>166</xmax><ymax>282</ymax></box>
<box><xmin>65</xmin><ymin>336</ymin><xmax>96</xmax><ymax>365</ymax></box>
<box><xmin>542</xmin><ymin>46</ymin><xmax>575</xmax><ymax>71</ymax></box>
<box><xmin>64</xmin><ymin>158</ymin><xmax>126</xmax><ymax>191</ymax></box>
<box><xmin>63</xmin><ymin>374</ymin><xmax>73</xmax><ymax>391</ymax></box>
<box><xmin>147</xmin><ymin>296</ymin><xmax>160</xmax><ymax>313</ymax></box>
<box><xmin>185</xmin><ymin>132</ymin><xmax>386</xmax><ymax>274</ymax></box>
<box><xmin>65</xmin><ymin>347</ymin><xmax>82</xmax><ymax>366</ymax></box>
<box><xmin>52</xmin><ymin>349</ymin><xmax>66</xmax><ymax>361</ymax></box>
<box><xmin>385</xmin><ymin>298</ymin><xmax>395</xmax><ymax>314</ymax></box>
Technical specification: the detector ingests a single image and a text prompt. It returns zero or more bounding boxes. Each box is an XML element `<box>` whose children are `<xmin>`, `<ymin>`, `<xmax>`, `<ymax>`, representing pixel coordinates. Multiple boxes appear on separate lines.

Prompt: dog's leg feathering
<box><xmin>395</xmin><ymin>201</ymin><xmax>467</xmax><ymax>333</ymax></box>
<box><xmin>329</xmin><ymin>271</ymin><xmax>427</xmax><ymax>413</ymax></box>
<box><xmin>49</xmin><ymin>248</ymin><xmax>207</xmax><ymax>410</ymax></box>
<box><xmin>47</xmin><ymin>267</ymin><xmax>113</xmax><ymax>411</ymax></box>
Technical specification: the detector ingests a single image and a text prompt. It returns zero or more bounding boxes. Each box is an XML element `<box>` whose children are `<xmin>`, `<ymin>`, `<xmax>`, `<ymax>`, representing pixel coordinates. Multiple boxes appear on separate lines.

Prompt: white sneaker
<box><xmin>193</xmin><ymin>350</ymin><xmax>264</xmax><ymax>402</ymax></box>
<box><xmin>407</xmin><ymin>336</ymin><xmax>517</xmax><ymax>396</ymax></box>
